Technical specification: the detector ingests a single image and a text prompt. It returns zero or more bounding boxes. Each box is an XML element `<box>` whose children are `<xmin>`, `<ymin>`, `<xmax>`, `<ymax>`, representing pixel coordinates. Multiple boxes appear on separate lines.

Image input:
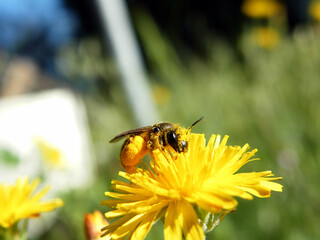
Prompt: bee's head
<box><xmin>167</xmin><ymin>117</ymin><xmax>204</xmax><ymax>153</ymax></box>
<box><xmin>167</xmin><ymin>128</ymin><xmax>189</xmax><ymax>153</ymax></box>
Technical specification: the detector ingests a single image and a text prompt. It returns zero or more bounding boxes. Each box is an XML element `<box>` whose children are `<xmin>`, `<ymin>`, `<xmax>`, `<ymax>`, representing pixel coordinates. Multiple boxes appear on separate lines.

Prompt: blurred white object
<box><xmin>96</xmin><ymin>0</ymin><xmax>158</xmax><ymax>125</ymax></box>
<box><xmin>0</xmin><ymin>89</ymin><xmax>94</xmax><ymax>191</ymax></box>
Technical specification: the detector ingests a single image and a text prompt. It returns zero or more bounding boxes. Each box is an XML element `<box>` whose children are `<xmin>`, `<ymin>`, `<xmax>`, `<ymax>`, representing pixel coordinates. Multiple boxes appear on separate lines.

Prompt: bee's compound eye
<box><xmin>168</xmin><ymin>131</ymin><xmax>177</xmax><ymax>142</ymax></box>
<box><xmin>168</xmin><ymin>131</ymin><xmax>180</xmax><ymax>152</ymax></box>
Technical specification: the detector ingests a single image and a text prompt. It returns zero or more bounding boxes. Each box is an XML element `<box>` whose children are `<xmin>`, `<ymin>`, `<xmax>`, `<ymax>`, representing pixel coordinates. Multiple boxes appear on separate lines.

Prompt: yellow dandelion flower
<box><xmin>84</xmin><ymin>210</ymin><xmax>110</xmax><ymax>240</ymax></box>
<box><xmin>0</xmin><ymin>177</ymin><xmax>64</xmax><ymax>228</ymax></box>
<box><xmin>34</xmin><ymin>137</ymin><xmax>67</xmax><ymax>169</ymax></box>
<box><xmin>252</xmin><ymin>27</ymin><xmax>280</xmax><ymax>49</ymax></box>
<box><xmin>309</xmin><ymin>1</ymin><xmax>320</xmax><ymax>21</ymax></box>
<box><xmin>153</xmin><ymin>85</ymin><xmax>171</xmax><ymax>105</ymax></box>
<box><xmin>101</xmin><ymin>134</ymin><xmax>283</xmax><ymax>240</ymax></box>
<box><xmin>242</xmin><ymin>0</ymin><xmax>284</xmax><ymax>18</ymax></box>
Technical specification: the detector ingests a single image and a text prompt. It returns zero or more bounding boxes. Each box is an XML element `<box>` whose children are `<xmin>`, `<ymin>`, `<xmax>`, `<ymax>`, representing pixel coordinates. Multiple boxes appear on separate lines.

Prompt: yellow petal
<box><xmin>111</xmin><ymin>214</ymin><xmax>145</xmax><ymax>239</ymax></box>
<box><xmin>164</xmin><ymin>200</ymin><xmax>182</xmax><ymax>240</ymax></box>
<box><xmin>130</xmin><ymin>209</ymin><xmax>160</xmax><ymax>240</ymax></box>
<box><xmin>179</xmin><ymin>199</ymin><xmax>205</xmax><ymax>240</ymax></box>
<box><xmin>164</xmin><ymin>200</ymin><xmax>204</xmax><ymax>240</ymax></box>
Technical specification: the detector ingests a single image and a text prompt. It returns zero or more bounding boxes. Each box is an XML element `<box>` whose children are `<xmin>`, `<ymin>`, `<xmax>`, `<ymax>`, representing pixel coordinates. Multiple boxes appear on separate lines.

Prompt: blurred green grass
<box><xmin>39</xmin><ymin>11</ymin><xmax>320</xmax><ymax>240</ymax></box>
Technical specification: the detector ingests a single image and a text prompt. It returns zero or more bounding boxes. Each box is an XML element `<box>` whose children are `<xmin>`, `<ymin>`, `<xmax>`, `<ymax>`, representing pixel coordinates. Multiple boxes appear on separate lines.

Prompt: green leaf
<box><xmin>0</xmin><ymin>149</ymin><xmax>20</xmax><ymax>166</ymax></box>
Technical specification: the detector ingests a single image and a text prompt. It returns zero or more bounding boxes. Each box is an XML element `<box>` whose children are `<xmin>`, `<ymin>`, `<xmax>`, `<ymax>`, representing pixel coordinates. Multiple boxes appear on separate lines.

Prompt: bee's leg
<box><xmin>148</xmin><ymin>137</ymin><xmax>164</xmax><ymax>151</ymax></box>
<box><xmin>121</xmin><ymin>135</ymin><xmax>148</xmax><ymax>173</ymax></box>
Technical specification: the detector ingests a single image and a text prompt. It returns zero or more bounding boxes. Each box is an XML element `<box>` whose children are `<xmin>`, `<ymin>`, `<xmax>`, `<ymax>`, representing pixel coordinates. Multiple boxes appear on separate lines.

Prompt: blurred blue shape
<box><xmin>0</xmin><ymin>0</ymin><xmax>77</xmax><ymax>52</ymax></box>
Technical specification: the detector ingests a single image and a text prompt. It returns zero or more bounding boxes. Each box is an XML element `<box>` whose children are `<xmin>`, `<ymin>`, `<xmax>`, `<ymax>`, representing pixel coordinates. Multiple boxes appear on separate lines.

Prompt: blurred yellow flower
<box><xmin>153</xmin><ymin>85</ymin><xmax>171</xmax><ymax>105</ymax></box>
<box><xmin>84</xmin><ymin>210</ymin><xmax>110</xmax><ymax>240</ymax></box>
<box><xmin>101</xmin><ymin>133</ymin><xmax>282</xmax><ymax>240</ymax></box>
<box><xmin>309</xmin><ymin>1</ymin><xmax>320</xmax><ymax>21</ymax></box>
<box><xmin>252</xmin><ymin>27</ymin><xmax>280</xmax><ymax>49</ymax></box>
<box><xmin>0</xmin><ymin>177</ymin><xmax>64</xmax><ymax>228</ymax></box>
<box><xmin>34</xmin><ymin>137</ymin><xmax>67</xmax><ymax>168</ymax></box>
<box><xmin>242</xmin><ymin>0</ymin><xmax>284</xmax><ymax>18</ymax></box>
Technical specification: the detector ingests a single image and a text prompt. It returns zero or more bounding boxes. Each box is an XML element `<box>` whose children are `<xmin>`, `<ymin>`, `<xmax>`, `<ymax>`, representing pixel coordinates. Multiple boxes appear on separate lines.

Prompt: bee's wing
<box><xmin>109</xmin><ymin>126</ymin><xmax>153</xmax><ymax>143</ymax></box>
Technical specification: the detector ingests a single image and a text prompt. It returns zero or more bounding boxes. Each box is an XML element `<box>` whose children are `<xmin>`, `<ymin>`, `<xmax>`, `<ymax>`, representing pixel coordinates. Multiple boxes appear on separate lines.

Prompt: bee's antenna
<box><xmin>188</xmin><ymin>116</ymin><xmax>204</xmax><ymax>131</ymax></box>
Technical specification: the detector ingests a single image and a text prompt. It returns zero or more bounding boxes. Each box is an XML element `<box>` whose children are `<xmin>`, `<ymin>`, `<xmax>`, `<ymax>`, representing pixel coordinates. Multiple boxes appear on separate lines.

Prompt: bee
<box><xmin>109</xmin><ymin>117</ymin><xmax>204</xmax><ymax>173</ymax></box>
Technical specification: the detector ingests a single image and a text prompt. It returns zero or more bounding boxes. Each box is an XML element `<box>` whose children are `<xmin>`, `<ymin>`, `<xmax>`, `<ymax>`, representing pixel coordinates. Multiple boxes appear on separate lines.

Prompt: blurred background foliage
<box><xmin>1</xmin><ymin>0</ymin><xmax>320</xmax><ymax>239</ymax></box>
